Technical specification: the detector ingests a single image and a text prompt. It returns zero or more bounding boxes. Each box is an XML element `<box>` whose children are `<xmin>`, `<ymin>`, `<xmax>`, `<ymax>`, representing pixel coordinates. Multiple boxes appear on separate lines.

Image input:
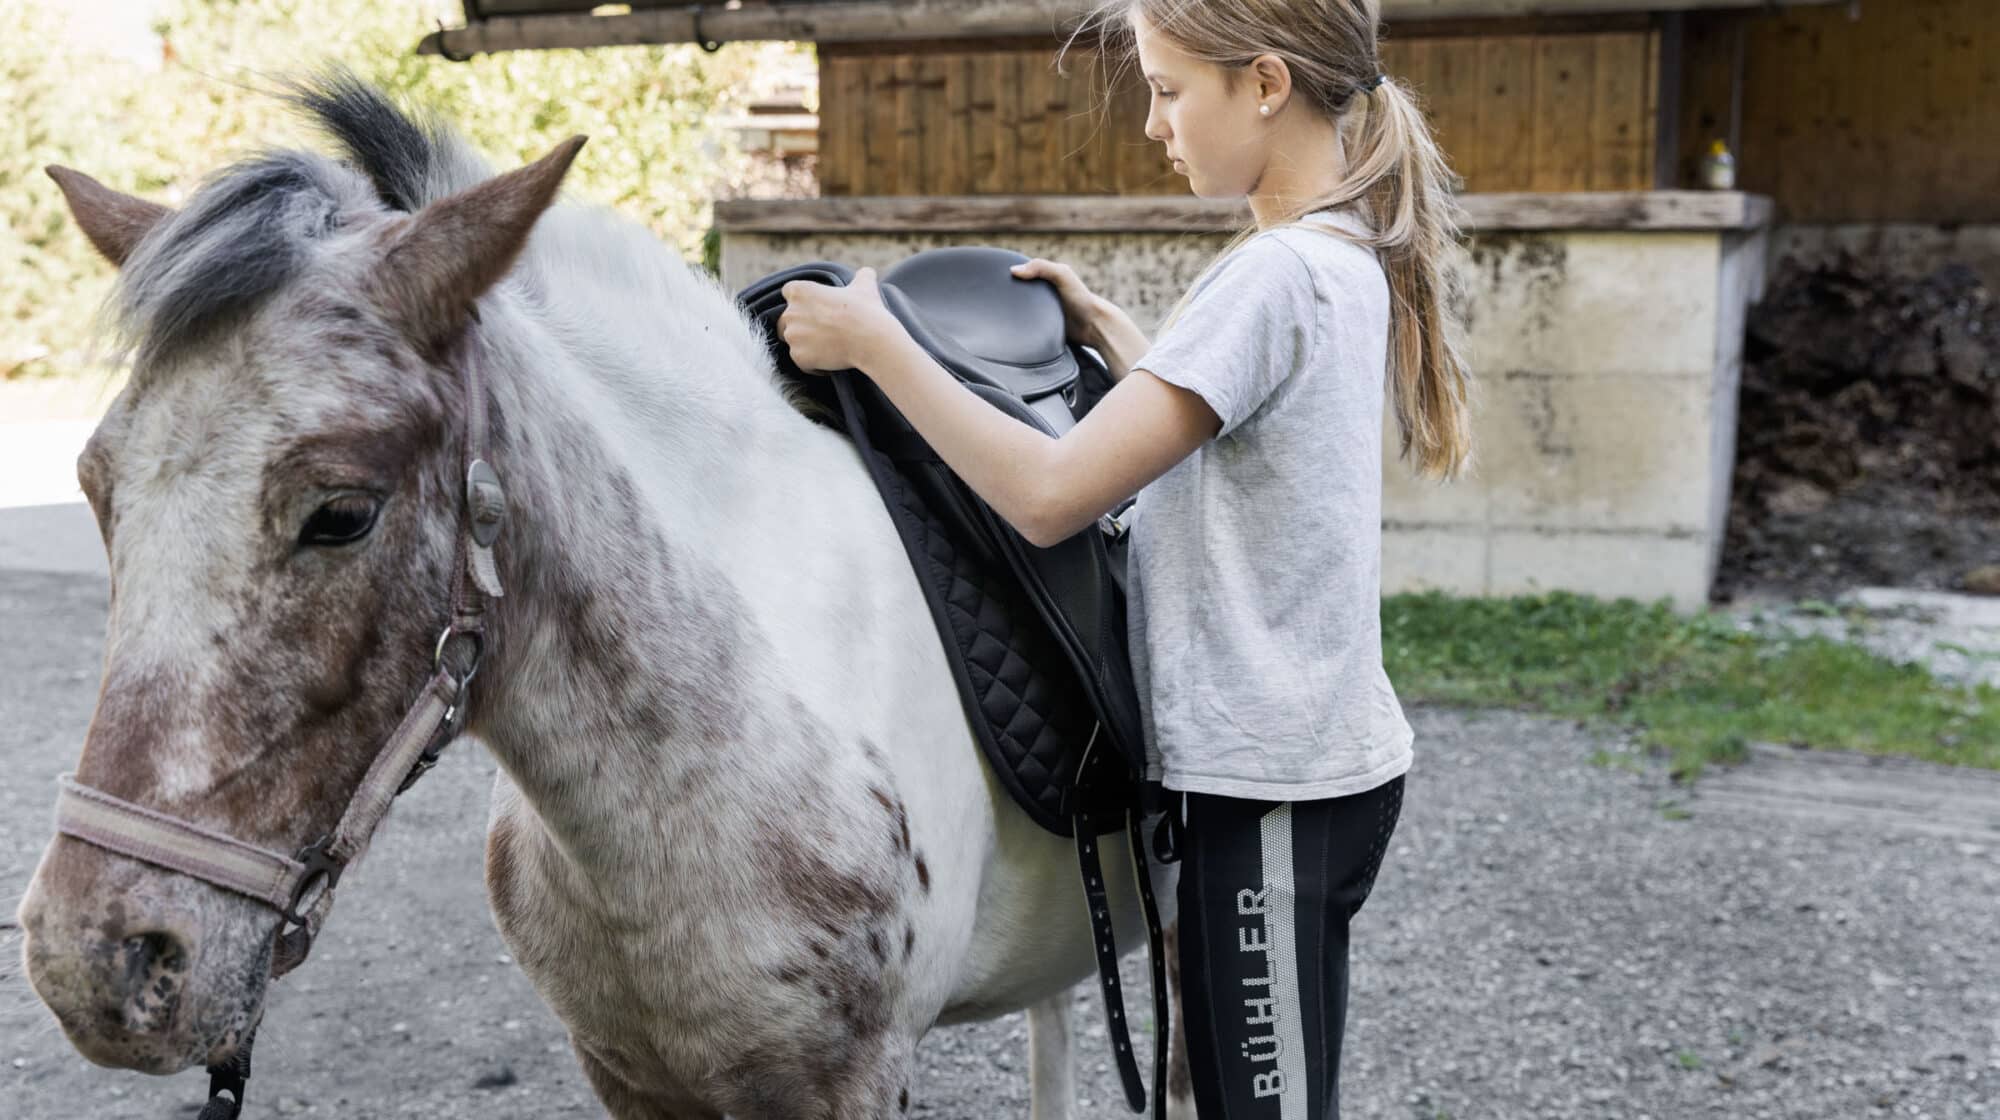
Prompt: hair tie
<box><xmin>1357</xmin><ymin>73</ymin><xmax>1389</xmax><ymax>96</ymax></box>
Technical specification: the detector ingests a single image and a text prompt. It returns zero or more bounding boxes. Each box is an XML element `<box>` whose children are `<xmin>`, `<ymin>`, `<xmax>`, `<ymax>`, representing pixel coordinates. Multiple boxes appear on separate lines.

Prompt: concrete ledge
<box><xmin>713</xmin><ymin>192</ymin><xmax>1774</xmax><ymax>235</ymax></box>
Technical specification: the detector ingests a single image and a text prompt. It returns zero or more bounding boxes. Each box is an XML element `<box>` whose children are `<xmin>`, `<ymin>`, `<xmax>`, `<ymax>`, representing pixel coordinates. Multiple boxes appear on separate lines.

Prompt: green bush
<box><xmin>3</xmin><ymin>0</ymin><xmax>804</xmax><ymax>381</ymax></box>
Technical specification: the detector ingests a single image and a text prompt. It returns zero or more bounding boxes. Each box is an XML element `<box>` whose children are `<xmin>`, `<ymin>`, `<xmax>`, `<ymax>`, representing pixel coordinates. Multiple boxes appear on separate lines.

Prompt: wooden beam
<box><xmin>711</xmin><ymin>191</ymin><xmax>1775</xmax><ymax>234</ymax></box>
<box><xmin>420</xmin><ymin>1</ymin><xmax>1092</xmax><ymax>56</ymax></box>
<box><xmin>419</xmin><ymin>0</ymin><xmax>1848</xmax><ymax>57</ymax></box>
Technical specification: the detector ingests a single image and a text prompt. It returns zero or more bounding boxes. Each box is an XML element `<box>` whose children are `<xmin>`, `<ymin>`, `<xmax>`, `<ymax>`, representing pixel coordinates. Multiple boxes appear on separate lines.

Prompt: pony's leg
<box><xmin>1163</xmin><ymin>917</ymin><xmax>1197</xmax><ymax>1120</ymax></box>
<box><xmin>1027</xmin><ymin>988</ymin><xmax>1077</xmax><ymax>1120</ymax></box>
<box><xmin>575</xmin><ymin>1042</ymin><xmax>724</xmax><ymax>1120</ymax></box>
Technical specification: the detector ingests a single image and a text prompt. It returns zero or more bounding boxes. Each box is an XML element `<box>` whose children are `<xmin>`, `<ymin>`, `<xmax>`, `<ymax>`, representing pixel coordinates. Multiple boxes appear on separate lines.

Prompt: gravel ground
<box><xmin>4</xmin><ymin>569</ymin><xmax>1996</xmax><ymax>1119</ymax></box>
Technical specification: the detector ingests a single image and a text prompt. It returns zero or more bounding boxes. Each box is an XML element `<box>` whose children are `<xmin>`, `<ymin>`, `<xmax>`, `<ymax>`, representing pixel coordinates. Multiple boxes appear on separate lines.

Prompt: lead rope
<box><xmin>198</xmin><ymin>1023</ymin><xmax>255</xmax><ymax>1120</ymax></box>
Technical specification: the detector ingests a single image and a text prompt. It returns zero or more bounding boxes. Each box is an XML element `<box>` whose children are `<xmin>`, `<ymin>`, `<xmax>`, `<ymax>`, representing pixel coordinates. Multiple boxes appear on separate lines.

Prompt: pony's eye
<box><xmin>299</xmin><ymin>496</ymin><xmax>380</xmax><ymax>548</ymax></box>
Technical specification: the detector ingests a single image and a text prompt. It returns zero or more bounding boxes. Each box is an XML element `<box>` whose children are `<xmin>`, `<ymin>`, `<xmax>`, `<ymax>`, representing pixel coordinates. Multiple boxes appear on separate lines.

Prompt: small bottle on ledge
<box><xmin>1698</xmin><ymin>139</ymin><xmax>1738</xmax><ymax>191</ymax></box>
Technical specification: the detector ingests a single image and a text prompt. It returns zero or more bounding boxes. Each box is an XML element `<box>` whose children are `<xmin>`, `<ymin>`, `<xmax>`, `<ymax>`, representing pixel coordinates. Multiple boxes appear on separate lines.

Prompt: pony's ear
<box><xmin>45</xmin><ymin>166</ymin><xmax>174</xmax><ymax>268</ymax></box>
<box><xmin>370</xmin><ymin>134</ymin><xmax>587</xmax><ymax>347</ymax></box>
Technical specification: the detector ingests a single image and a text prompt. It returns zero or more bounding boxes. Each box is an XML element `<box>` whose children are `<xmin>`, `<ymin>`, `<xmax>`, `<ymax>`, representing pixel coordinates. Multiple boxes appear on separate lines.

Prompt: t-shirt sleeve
<box><xmin>1132</xmin><ymin>236</ymin><xmax>1318</xmax><ymax>440</ymax></box>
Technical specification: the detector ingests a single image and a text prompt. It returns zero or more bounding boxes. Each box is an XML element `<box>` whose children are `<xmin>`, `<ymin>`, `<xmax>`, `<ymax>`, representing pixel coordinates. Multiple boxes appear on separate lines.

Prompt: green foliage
<box><xmin>4</xmin><ymin>0</ymin><xmax>804</xmax><ymax>380</ymax></box>
<box><xmin>1383</xmin><ymin>591</ymin><xmax>2000</xmax><ymax>778</ymax></box>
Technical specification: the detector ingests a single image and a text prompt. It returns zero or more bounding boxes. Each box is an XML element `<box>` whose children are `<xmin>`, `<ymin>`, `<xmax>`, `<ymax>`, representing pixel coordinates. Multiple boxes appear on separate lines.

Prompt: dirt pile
<box><xmin>1717</xmin><ymin>257</ymin><xmax>2000</xmax><ymax>599</ymax></box>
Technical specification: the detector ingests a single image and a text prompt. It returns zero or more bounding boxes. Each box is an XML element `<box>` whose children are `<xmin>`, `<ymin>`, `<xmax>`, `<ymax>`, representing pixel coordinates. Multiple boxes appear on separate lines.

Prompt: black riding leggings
<box><xmin>1174</xmin><ymin>775</ymin><xmax>1405</xmax><ymax>1119</ymax></box>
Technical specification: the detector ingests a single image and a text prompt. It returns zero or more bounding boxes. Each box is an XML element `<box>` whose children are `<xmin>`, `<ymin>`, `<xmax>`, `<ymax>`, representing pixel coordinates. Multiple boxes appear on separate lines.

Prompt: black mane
<box><xmin>108</xmin><ymin>66</ymin><xmax>453</xmax><ymax>371</ymax></box>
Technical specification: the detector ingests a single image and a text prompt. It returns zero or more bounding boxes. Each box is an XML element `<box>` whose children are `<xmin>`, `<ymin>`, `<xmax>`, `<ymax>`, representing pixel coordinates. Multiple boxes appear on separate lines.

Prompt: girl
<box><xmin>777</xmin><ymin>0</ymin><xmax>1472</xmax><ymax>1113</ymax></box>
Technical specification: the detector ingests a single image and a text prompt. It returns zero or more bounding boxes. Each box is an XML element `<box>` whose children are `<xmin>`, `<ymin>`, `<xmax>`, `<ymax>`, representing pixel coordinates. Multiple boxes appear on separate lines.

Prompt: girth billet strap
<box><xmin>1129</xmin><ymin>806</ymin><xmax>1172</xmax><ymax>1120</ymax></box>
<box><xmin>1075</xmin><ymin>806</ymin><xmax>1171</xmax><ymax>1120</ymax></box>
<box><xmin>1076</xmin><ymin>820</ymin><xmax>1145</xmax><ymax>1112</ymax></box>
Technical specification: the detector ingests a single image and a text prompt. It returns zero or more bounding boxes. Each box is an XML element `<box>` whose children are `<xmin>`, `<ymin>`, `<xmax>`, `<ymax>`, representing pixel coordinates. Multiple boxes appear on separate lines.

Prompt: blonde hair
<box><xmin>1068</xmin><ymin>0</ymin><xmax>1474</xmax><ymax>481</ymax></box>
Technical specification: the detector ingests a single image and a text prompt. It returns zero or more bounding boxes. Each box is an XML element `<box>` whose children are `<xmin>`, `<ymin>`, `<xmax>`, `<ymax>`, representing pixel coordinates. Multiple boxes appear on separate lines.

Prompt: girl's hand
<box><xmin>777</xmin><ymin>267</ymin><xmax>909</xmax><ymax>375</ymax></box>
<box><xmin>1011</xmin><ymin>258</ymin><xmax>1105</xmax><ymax>347</ymax></box>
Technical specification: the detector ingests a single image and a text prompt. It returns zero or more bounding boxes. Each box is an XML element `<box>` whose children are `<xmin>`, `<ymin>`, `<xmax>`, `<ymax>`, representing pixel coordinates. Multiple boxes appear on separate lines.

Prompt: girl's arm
<box><xmin>778</xmin><ymin>266</ymin><xmax>1217</xmax><ymax>548</ymax></box>
<box><xmin>1081</xmin><ymin>296</ymin><xmax>1153</xmax><ymax>384</ymax></box>
<box><xmin>857</xmin><ymin>328</ymin><xmax>1218</xmax><ymax>547</ymax></box>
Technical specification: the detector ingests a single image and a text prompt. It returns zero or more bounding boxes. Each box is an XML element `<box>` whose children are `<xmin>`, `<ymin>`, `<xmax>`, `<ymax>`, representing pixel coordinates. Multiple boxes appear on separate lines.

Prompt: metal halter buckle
<box><xmin>281</xmin><ymin>836</ymin><xmax>344</xmax><ymax>929</ymax></box>
<box><xmin>403</xmin><ymin>626</ymin><xmax>483</xmax><ymax>794</ymax></box>
<box><xmin>432</xmin><ymin>626</ymin><xmax>485</xmax><ymax>690</ymax></box>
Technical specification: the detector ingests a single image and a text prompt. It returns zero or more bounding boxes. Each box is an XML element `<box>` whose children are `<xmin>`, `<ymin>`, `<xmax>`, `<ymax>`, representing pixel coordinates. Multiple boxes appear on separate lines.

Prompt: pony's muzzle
<box><xmin>18</xmin><ymin>848</ymin><xmax>214</xmax><ymax>1073</ymax></box>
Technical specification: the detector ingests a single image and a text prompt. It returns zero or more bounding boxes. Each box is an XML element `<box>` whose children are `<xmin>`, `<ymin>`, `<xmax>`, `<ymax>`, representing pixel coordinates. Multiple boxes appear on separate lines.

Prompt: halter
<box><xmin>45</xmin><ymin>313</ymin><xmax>504</xmax><ymax>1118</ymax></box>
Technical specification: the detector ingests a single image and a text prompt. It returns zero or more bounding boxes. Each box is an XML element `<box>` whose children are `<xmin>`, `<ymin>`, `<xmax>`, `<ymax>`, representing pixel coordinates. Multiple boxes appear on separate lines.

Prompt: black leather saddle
<box><xmin>738</xmin><ymin>247</ymin><xmax>1168</xmax><ymax>1118</ymax></box>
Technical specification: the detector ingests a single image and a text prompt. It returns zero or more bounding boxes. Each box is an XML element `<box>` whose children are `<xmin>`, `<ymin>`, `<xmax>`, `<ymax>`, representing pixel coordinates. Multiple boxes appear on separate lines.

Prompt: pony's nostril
<box><xmin>116</xmin><ymin>930</ymin><xmax>190</xmax><ymax>1031</ymax></box>
<box><xmin>122</xmin><ymin>931</ymin><xmax>186</xmax><ymax>978</ymax></box>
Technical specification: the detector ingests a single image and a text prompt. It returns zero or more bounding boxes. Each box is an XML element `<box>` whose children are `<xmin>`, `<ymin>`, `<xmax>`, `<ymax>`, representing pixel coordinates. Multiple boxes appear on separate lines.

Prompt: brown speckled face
<box><xmin>15</xmin><ymin>278</ymin><xmax>466</xmax><ymax>1075</ymax></box>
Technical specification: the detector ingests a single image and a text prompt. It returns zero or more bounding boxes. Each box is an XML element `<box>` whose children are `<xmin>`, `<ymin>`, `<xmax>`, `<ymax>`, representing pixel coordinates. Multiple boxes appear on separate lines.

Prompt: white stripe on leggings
<box><xmin>1259</xmin><ymin>804</ymin><xmax>1308</xmax><ymax>1120</ymax></box>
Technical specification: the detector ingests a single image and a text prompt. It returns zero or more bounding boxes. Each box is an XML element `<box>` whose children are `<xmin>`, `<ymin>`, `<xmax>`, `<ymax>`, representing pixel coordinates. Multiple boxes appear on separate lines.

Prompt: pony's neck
<box><xmin>460</xmin><ymin>282</ymin><xmax>844</xmax><ymax>865</ymax></box>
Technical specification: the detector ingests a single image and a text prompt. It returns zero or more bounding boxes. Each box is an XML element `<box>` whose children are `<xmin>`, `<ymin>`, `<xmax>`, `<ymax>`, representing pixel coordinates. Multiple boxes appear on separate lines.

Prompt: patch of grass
<box><xmin>1586</xmin><ymin>748</ymin><xmax>1645</xmax><ymax>774</ymax></box>
<box><xmin>1383</xmin><ymin>591</ymin><xmax>2000</xmax><ymax>779</ymax></box>
<box><xmin>1676</xmin><ymin>1050</ymin><xmax>1704</xmax><ymax>1070</ymax></box>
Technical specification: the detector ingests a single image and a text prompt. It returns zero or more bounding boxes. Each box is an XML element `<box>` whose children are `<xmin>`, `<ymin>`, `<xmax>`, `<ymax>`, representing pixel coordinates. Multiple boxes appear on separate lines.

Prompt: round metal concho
<box><xmin>467</xmin><ymin>458</ymin><xmax>506</xmax><ymax>548</ymax></box>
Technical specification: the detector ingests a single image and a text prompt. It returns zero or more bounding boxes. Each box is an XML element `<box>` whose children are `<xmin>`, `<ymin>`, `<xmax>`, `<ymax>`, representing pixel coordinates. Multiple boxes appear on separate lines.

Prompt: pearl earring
<box><xmin>1259</xmin><ymin>104</ymin><xmax>1272</xmax><ymax>117</ymax></box>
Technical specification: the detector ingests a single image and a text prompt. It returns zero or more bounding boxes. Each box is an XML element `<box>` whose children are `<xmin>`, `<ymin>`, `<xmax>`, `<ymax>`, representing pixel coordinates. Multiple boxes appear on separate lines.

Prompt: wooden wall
<box><xmin>1676</xmin><ymin>0</ymin><xmax>2000</xmax><ymax>223</ymax></box>
<box><xmin>817</xmin><ymin>22</ymin><xmax>1663</xmax><ymax>197</ymax></box>
<box><xmin>1396</xmin><ymin>26</ymin><xmax>1659</xmax><ymax>194</ymax></box>
<box><xmin>817</xmin><ymin>41</ymin><xmax>1168</xmax><ymax>196</ymax></box>
<box><xmin>811</xmin><ymin>1</ymin><xmax>2000</xmax><ymax>220</ymax></box>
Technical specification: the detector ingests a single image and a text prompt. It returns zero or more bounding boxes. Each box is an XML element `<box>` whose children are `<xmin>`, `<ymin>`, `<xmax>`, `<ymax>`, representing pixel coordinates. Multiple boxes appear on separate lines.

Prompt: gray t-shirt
<box><xmin>1126</xmin><ymin>209</ymin><xmax>1414</xmax><ymax>800</ymax></box>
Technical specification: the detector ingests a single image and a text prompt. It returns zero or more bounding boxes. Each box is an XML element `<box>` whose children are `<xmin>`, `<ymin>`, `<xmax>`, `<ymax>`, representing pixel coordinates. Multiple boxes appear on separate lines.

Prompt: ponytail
<box><xmin>1337</xmin><ymin>76</ymin><xmax>1474</xmax><ymax>481</ymax></box>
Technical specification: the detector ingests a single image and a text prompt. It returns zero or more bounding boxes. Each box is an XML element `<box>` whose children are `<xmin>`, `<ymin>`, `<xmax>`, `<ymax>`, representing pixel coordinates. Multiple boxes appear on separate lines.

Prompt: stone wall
<box><xmin>1382</xmin><ymin>228</ymin><xmax>1766</xmax><ymax>608</ymax></box>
